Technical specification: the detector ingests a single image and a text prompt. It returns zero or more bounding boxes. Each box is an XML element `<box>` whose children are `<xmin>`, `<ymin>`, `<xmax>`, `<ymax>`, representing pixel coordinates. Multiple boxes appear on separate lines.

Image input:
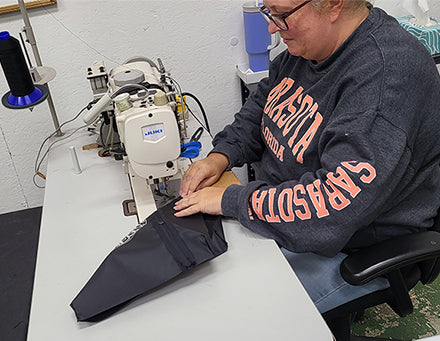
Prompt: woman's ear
<box><xmin>326</xmin><ymin>0</ymin><xmax>345</xmax><ymax>22</ymax></box>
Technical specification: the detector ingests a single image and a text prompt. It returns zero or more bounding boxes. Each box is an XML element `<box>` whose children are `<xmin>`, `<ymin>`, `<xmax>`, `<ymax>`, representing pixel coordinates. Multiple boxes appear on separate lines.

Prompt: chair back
<box><xmin>419</xmin><ymin>206</ymin><xmax>440</xmax><ymax>284</ymax></box>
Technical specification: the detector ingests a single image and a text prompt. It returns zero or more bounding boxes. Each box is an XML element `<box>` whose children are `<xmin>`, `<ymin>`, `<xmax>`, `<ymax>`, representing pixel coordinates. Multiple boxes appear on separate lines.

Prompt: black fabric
<box><xmin>70</xmin><ymin>199</ymin><xmax>227</xmax><ymax>322</ymax></box>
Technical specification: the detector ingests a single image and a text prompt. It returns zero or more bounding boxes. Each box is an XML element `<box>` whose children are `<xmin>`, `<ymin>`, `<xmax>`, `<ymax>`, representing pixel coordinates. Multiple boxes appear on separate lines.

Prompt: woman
<box><xmin>174</xmin><ymin>0</ymin><xmax>440</xmax><ymax>313</ymax></box>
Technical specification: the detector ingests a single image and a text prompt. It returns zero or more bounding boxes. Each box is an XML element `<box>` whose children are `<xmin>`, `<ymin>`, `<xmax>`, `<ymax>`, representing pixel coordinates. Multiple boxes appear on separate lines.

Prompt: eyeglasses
<box><xmin>259</xmin><ymin>0</ymin><xmax>313</xmax><ymax>31</ymax></box>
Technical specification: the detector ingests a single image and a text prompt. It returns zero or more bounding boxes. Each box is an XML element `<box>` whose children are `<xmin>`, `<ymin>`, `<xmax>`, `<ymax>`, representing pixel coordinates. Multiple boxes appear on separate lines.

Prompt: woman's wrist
<box><xmin>208</xmin><ymin>152</ymin><xmax>230</xmax><ymax>172</ymax></box>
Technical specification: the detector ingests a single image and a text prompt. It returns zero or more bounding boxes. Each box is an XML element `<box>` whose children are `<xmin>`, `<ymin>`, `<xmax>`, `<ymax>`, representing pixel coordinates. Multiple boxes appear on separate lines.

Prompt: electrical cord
<box><xmin>98</xmin><ymin>115</ymin><xmax>125</xmax><ymax>157</ymax></box>
<box><xmin>181</xmin><ymin>92</ymin><xmax>211</xmax><ymax>135</ymax></box>
<box><xmin>186</xmin><ymin>101</ymin><xmax>213</xmax><ymax>139</ymax></box>
<box><xmin>99</xmin><ymin>118</ymin><xmax>106</xmax><ymax>147</ymax></box>
<box><xmin>33</xmin><ymin>104</ymin><xmax>92</xmax><ymax>188</ymax></box>
<box><xmin>164</xmin><ymin>76</ymin><xmax>213</xmax><ymax>164</ymax></box>
<box><xmin>166</xmin><ymin>76</ymin><xmax>212</xmax><ymax>138</ymax></box>
<box><xmin>104</xmin><ymin>115</ymin><xmax>114</xmax><ymax>149</ymax></box>
<box><xmin>190</xmin><ymin>126</ymin><xmax>204</xmax><ymax>142</ymax></box>
<box><xmin>165</xmin><ymin>75</ymin><xmax>187</xmax><ymax>137</ymax></box>
<box><xmin>33</xmin><ymin>124</ymin><xmax>90</xmax><ymax>188</ymax></box>
<box><xmin>165</xmin><ymin>76</ymin><xmax>213</xmax><ymax>139</ymax></box>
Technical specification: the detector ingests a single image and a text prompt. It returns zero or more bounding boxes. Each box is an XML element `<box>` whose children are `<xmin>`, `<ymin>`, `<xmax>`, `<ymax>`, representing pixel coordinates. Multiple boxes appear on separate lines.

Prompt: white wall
<box><xmin>0</xmin><ymin>0</ymin><xmax>439</xmax><ymax>214</ymax></box>
<box><xmin>376</xmin><ymin>0</ymin><xmax>440</xmax><ymax>17</ymax></box>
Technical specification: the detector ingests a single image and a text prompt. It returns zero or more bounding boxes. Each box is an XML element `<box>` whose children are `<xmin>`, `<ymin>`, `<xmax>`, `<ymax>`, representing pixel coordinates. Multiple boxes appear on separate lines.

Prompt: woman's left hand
<box><xmin>174</xmin><ymin>187</ymin><xmax>226</xmax><ymax>217</ymax></box>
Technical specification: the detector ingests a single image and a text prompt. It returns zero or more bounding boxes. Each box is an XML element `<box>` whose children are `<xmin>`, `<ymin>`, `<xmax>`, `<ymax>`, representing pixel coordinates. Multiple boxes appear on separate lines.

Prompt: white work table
<box><xmin>27</xmin><ymin>128</ymin><xmax>333</xmax><ymax>340</ymax></box>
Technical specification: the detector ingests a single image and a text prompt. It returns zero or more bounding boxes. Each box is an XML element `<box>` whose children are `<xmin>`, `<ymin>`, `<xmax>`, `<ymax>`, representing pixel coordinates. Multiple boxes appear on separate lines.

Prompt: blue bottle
<box><xmin>242</xmin><ymin>2</ymin><xmax>273</xmax><ymax>72</ymax></box>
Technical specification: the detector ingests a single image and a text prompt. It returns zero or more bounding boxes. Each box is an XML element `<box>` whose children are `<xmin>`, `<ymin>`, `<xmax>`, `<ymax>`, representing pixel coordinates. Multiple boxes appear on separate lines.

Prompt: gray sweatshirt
<box><xmin>212</xmin><ymin>8</ymin><xmax>440</xmax><ymax>257</ymax></box>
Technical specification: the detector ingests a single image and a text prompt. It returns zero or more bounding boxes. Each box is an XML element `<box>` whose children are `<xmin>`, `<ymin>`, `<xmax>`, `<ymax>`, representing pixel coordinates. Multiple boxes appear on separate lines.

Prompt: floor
<box><xmin>0</xmin><ymin>207</ymin><xmax>41</xmax><ymax>341</ymax></box>
<box><xmin>352</xmin><ymin>277</ymin><xmax>440</xmax><ymax>340</ymax></box>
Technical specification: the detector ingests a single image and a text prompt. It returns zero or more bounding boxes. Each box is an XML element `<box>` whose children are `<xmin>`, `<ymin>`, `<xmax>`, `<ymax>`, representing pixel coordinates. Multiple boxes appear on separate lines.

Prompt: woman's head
<box><xmin>262</xmin><ymin>0</ymin><xmax>372</xmax><ymax>62</ymax></box>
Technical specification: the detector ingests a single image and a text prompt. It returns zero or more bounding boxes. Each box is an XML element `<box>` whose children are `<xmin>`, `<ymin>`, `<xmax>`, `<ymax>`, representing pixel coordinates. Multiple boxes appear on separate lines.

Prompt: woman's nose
<box><xmin>268</xmin><ymin>20</ymin><xmax>280</xmax><ymax>34</ymax></box>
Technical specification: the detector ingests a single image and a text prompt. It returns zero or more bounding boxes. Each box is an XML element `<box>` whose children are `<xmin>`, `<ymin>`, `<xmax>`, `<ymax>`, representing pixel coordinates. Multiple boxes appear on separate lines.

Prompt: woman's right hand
<box><xmin>179</xmin><ymin>152</ymin><xmax>230</xmax><ymax>197</ymax></box>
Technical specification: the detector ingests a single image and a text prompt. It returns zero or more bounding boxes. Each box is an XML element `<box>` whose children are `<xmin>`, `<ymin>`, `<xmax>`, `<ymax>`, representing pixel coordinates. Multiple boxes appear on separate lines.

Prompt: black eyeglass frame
<box><xmin>259</xmin><ymin>0</ymin><xmax>313</xmax><ymax>31</ymax></box>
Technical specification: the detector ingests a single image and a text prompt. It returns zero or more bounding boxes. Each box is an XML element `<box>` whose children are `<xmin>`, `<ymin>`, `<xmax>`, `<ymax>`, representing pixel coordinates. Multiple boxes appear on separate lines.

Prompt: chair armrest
<box><xmin>341</xmin><ymin>231</ymin><xmax>440</xmax><ymax>285</ymax></box>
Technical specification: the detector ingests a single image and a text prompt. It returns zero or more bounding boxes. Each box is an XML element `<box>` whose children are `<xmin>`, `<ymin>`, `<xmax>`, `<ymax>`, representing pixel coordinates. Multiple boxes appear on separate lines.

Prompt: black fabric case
<box><xmin>70</xmin><ymin>199</ymin><xmax>227</xmax><ymax>322</ymax></box>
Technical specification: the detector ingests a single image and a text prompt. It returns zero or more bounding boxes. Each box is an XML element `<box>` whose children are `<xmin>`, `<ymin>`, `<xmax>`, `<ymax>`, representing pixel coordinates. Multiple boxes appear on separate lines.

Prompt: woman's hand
<box><xmin>179</xmin><ymin>152</ymin><xmax>229</xmax><ymax>197</ymax></box>
<box><xmin>174</xmin><ymin>187</ymin><xmax>226</xmax><ymax>217</ymax></box>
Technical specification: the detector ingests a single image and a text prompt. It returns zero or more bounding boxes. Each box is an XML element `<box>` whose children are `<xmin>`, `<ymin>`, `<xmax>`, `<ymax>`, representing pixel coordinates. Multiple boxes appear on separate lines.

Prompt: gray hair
<box><xmin>311</xmin><ymin>0</ymin><xmax>373</xmax><ymax>13</ymax></box>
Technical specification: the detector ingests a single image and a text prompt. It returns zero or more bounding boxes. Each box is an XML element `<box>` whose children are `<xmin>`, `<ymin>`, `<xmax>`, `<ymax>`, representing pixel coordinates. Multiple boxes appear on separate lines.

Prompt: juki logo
<box><xmin>142</xmin><ymin>123</ymin><xmax>165</xmax><ymax>142</ymax></box>
<box><xmin>144</xmin><ymin>128</ymin><xmax>163</xmax><ymax>137</ymax></box>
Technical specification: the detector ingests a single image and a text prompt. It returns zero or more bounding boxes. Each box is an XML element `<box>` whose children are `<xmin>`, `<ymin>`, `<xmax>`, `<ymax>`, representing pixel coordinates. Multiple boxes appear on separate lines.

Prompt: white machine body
<box><xmin>114</xmin><ymin>97</ymin><xmax>181</xmax><ymax>180</ymax></box>
<box><xmin>109</xmin><ymin>61</ymin><xmax>185</xmax><ymax>181</ymax></box>
<box><xmin>119</xmin><ymin>105</ymin><xmax>181</xmax><ymax>179</ymax></box>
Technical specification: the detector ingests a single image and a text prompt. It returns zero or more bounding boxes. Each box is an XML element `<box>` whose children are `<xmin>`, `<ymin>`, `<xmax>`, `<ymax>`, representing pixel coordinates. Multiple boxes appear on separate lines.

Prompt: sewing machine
<box><xmin>83</xmin><ymin>57</ymin><xmax>192</xmax><ymax>220</ymax></box>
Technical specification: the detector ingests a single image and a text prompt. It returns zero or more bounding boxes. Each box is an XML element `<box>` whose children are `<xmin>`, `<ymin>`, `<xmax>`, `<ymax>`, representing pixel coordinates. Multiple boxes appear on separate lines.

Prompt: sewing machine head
<box><xmin>84</xmin><ymin>57</ymin><xmax>191</xmax><ymax>218</ymax></box>
<box><xmin>85</xmin><ymin>57</ymin><xmax>189</xmax><ymax>179</ymax></box>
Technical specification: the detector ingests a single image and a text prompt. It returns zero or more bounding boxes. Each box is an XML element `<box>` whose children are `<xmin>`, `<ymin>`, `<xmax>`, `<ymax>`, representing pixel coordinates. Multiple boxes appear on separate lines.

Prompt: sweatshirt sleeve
<box><xmin>210</xmin><ymin>53</ymin><xmax>285</xmax><ymax>167</ymax></box>
<box><xmin>221</xmin><ymin>109</ymin><xmax>414</xmax><ymax>257</ymax></box>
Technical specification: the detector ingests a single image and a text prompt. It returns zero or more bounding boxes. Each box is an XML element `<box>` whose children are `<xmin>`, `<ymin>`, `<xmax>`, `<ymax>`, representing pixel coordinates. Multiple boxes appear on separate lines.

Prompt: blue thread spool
<box><xmin>242</xmin><ymin>2</ymin><xmax>272</xmax><ymax>72</ymax></box>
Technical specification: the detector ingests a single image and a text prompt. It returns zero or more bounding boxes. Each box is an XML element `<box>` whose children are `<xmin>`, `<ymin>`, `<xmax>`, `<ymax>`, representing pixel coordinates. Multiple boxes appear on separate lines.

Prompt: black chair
<box><xmin>322</xmin><ymin>211</ymin><xmax>440</xmax><ymax>341</ymax></box>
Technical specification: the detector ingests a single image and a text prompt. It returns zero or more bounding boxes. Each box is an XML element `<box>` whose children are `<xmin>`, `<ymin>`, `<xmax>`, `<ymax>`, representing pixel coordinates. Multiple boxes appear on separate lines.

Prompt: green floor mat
<box><xmin>352</xmin><ymin>277</ymin><xmax>440</xmax><ymax>340</ymax></box>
